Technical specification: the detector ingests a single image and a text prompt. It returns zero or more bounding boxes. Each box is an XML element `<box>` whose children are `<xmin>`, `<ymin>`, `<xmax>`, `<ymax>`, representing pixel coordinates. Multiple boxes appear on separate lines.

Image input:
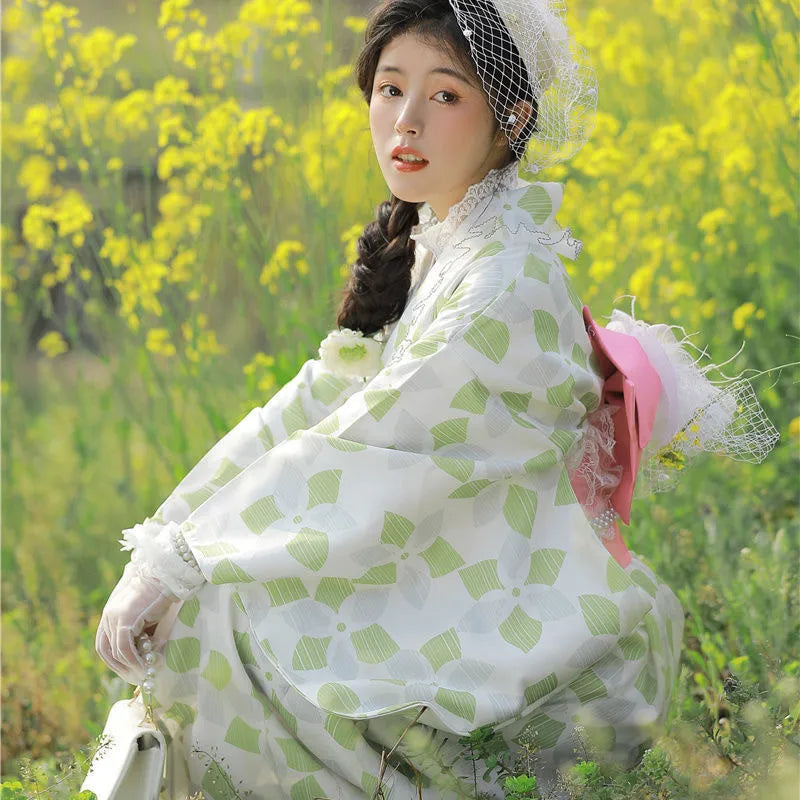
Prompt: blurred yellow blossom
<box><xmin>22</xmin><ymin>205</ymin><xmax>55</xmax><ymax>250</ymax></box>
<box><xmin>19</xmin><ymin>155</ymin><xmax>54</xmax><ymax>201</ymax></box>
<box><xmin>343</xmin><ymin>16</ymin><xmax>367</xmax><ymax>34</ymax></box>
<box><xmin>37</xmin><ymin>330</ymin><xmax>69</xmax><ymax>358</ymax></box>
<box><xmin>260</xmin><ymin>240</ymin><xmax>308</xmax><ymax>294</ymax></box>
<box><xmin>145</xmin><ymin>327</ymin><xmax>176</xmax><ymax>357</ymax></box>
<box><xmin>732</xmin><ymin>302</ymin><xmax>757</xmax><ymax>331</ymax></box>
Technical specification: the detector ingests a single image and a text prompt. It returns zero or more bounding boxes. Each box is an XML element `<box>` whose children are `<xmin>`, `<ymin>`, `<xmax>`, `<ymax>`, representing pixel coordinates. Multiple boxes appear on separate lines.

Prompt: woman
<box><xmin>93</xmin><ymin>1</ymin><xmax>775</xmax><ymax>797</ymax></box>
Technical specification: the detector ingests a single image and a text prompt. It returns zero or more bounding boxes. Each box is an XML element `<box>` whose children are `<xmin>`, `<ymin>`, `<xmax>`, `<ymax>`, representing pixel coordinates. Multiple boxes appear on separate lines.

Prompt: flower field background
<box><xmin>1</xmin><ymin>0</ymin><xmax>798</xmax><ymax>797</ymax></box>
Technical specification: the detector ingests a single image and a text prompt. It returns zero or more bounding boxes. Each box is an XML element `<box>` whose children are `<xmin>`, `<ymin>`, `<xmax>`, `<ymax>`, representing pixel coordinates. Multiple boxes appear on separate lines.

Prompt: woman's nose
<box><xmin>394</xmin><ymin>100</ymin><xmax>422</xmax><ymax>136</ymax></box>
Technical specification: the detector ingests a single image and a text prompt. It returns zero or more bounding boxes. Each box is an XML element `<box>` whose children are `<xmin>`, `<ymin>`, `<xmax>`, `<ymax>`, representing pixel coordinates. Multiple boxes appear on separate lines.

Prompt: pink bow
<box><xmin>569</xmin><ymin>306</ymin><xmax>663</xmax><ymax>567</ymax></box>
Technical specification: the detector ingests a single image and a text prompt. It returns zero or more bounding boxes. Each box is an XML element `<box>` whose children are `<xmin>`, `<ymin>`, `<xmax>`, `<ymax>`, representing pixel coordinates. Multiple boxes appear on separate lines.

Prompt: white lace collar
<box><xmin>409</xmin><ymin>161</ymin><xmax>522</xmax><ymax>258</ymax></box>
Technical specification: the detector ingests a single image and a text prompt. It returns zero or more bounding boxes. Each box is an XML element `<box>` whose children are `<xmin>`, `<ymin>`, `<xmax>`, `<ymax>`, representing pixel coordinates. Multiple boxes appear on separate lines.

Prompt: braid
<box><xmin>335</xmin><ymin>195</ymin><xmax>420</xmax><ymax>337</ymax></box>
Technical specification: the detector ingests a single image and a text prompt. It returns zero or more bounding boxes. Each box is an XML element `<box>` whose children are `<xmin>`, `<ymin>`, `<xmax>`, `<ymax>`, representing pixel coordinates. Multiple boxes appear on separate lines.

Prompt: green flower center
<box><xmin>338</xmin><ymin>343</ymin><xmax>367</xmax><ymax>362</ymax></box>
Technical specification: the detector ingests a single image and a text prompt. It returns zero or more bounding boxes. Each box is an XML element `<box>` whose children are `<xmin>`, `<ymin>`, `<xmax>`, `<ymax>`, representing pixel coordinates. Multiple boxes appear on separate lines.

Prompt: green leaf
<box><xmin>306</xmin><ymin>469</ymin><xmax>342</xmax><ymax>506</ymax></box>
<box><xmin>606</xmin><ymin>557</ymin><xmax>634</xmax><ymax>593</ymax></box>
<box><xmin>503</xmin><ymin>484</ymin><xmax>538</xmax><ymax>538</ymax></box>
<box><xmin>547</xmin><ymin>375</ymin><xmax>577</xmax><ymax>409</ymax></box>
<box><xmin>579</xmin><ymin>594</ymin><xmax>621</xmax><ymax>635</ymax></box>
<box><xmin>264</xmin><ymin>577</ymin><xmax>309</xmax><ymax>605</ymax></box>
<box><xmin>282</xmin><ymin>395</ymin><xmax>308</xmax><ymax>436</ymax></box>
<box><xmin>210</xmin><ymin>558</ymin><xmax>256</xmax><ymax>584</ymax></box>
<box><xmin>498</xmin><ymin>605</ymin><xmax>543</xmax><ymax>652</ymax></box>
<box><xmin>523</xmin><ymin>253</ymin><xmax>551</xmax><ymax>283</ymax></box>
<box><xmin>458</xmin><ymin>559</ymin><xmax>504</xmax><ymax>599</ymax></box>
<box><xmin>569</xmin><ymin>668</ymin><xmax>608</xmax><ymax>703</ymax></box>
<box><xmin>365</xmin><ymin>387</ymin><xmax>401</xmax><ymax>421</ymax></box>
<box><xmin>350</xmin><ymin>624</ymin><xmax>400</xmax><ymax>663</ymax></box>
<box><xmin>292</xmin><ymin>635</ymin><xmax>332</xmax><ymax>670</ymax></box>
<box><xmin>354</xmin><ymin>562</ymin><xmax>397</xmax><ymax>585</ymax></box>
<box><xmin>165</xmin><ymin>637</ymin><xmax>201</xmax><ymax>673</ymax></box>
<box><xmin>430</xmin><ymin>417</ymin><xmax>469</xmax><ymax>450</ymax></box>
<box><xmin>524</xmin><ymin>672</ymin><xmax>558</xmax><ymax>706</ymax></box>
<box><xmin>276</xmin><ymin>738</ymin><xmax>322</xmax><ymax>772</ymax></box>
<box><xmin>286</xmin><ymin>527</ymin><xmax>329</xmax><ymax>571</ymax></box>
<box><xmin>317</xmin><ymin>682</ymin><xmax>360</xmax><ymax>714</ymax></box>
<box><xmin>202</xmin><ymin>650</ymin><xmax>232</xmax><ymax>690</ymax></box>
<box><xmin>448</xmin><ymin>478</ymin><xmax>494</xmax><ymax>498</ymax></box>
<box><xmin>177</xmin><ymin>595</ymin><xmax>200</xmax><ymax>627</ymax></box>
<box><xmin>463</xmin><ymin>316</ymin><xmax>510</xmax><ymax>364</ymax></box>
<box><xmin>432</xmin><ymin>455</ymin><xmax>475</xmax><ymax>482</ymax></box>
<box><xmin>420</xmin><ymin>627</ymin><xmax>462</xmax><ymax>671</ymax></box>
<box><xmin>473</xmin><ymin>240</ymin><xmax>505</xmax><ymax>260</ymax></box>
<box><xmin>518</xmin><ymin>185</ymin><xmax>553</xmax><ymax>223</ymax></box>
<box><xmin>532</xmin><ymin>309</ymin><xmax>560</xmax><ymax>352</ymax></box>
<box><xmin>314</xmin><ymin>577</ymin><xmax>355</xmax><ymax>611</ymax></box>
<box><xmin>525</xmin><ymin>548</ymin><xmax>566</xmax><ymax>586</ymax></box>
<box><xmin>310</xmin><ymin>372</ymin><xmax>351</xmax><ymax>405</ymax></box>
<box><xmin>435</xmin><ymin>687</ymin><xmax>476</xmax><ymax>722</ymax></box>
<box><xmin>419</xmin><ymin>537</ymin><xmax>466</xmax><ymax>578</ymax></box>
<box><xmin>240</xmin><ymin>494</ymin><xmax>283</xmax><ymax>535</ymax></box>
<box><xmin>450</xmin><ymin>377</ymin><xmax>490</xmax><ymax>413</ymax></box>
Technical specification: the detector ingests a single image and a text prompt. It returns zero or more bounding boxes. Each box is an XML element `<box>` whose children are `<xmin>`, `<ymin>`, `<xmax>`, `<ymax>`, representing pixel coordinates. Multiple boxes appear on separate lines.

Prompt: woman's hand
<box><xmin>95</xmin><ymin>562</ymin><xmax>178</xmax><ymax>682</ymax></box>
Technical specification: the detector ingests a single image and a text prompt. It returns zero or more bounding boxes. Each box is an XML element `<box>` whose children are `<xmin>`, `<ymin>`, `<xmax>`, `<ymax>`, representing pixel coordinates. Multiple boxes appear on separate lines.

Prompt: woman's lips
<box><xmin>392</xmin><ymin>157</ymin><xmax>429</xmax><ymax>172</ymax></box>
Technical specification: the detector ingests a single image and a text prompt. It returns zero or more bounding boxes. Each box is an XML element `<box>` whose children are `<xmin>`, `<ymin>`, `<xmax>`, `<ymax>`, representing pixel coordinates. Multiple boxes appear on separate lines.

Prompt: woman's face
<box><xmin>369</xmin><ymin>32</ymin><xmax>510</xmax><ymax>221</ymax></box>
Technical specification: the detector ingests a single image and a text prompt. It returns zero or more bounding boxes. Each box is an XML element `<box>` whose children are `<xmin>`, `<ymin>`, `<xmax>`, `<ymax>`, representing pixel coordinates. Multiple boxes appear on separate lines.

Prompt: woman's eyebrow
<box><xmin>376</xmin><ymin>64</ymin><xmax>473</xmax><ymax>84</ymax></box>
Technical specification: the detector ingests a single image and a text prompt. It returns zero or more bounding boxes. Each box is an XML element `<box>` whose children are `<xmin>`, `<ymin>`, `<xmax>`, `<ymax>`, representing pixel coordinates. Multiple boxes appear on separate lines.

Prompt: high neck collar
<box><xmin>409</xmin><ymin>161</ymin><xmax>522</xmax><ymax>259</ymax></box>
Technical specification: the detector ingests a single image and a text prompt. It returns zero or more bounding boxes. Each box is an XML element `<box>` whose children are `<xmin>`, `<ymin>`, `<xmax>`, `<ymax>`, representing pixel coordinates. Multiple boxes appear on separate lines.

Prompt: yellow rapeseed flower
<box><xmin>22</xmin><ymin>205</ymin><xmax>55</xmax><ymax>250</ymax></box>
<box><xmin>50</xmin><ymin>189</ymin><xmax>93</xmax><ymax>239</ymax></box>
<box><xmin>2</xmin><ymin>56</ymin><xmax>32</xmax><ymax>102</ymax></box>
<box><xmin>37</xmin><ymin>330</ymin><xmax>69</xmax><ymax>358</ymax></box>
<box><xmin>158</xmin><ymin>0</ymin><xmax>191</xmax><ymax>29</ymax></box>
<box><xmin>145</xmin><ymin>327</ymin><xmax>176</xmax><ymax>357</ymax></box>
<box><xmin>732</xmin><ymin>302</ymin><xmax>756</xmax><ymax>331</ymax></box>
<box><xmin>19</xmin><ymin>155</ymin><xmax>54</xmax><ymax>201</ymax></box>
<box><xmin>697</xmin><ymin>208</ymin><xmax>731</xmax><ymax>236</ymax></box>
<box><xmin>260</xmin><ymin>240</ymin><xmax>306</xmax><ymax>293</ymax></box>
<box><xmin>343</xmin><ymin>16</ymin><xmax>367</xmax><ymax>34</ymax></box>
<box><xmin>1</xmin><ymin>5</ymin><xmax>26</xmax><ymax>33</ymax></box>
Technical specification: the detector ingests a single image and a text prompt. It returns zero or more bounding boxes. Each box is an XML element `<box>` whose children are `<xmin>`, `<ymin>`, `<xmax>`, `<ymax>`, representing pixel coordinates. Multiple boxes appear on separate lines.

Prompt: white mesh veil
<box><xmin>446</xmin><ymin>0</ymin><xmax>598</xmax><ymax>174</ymax></box>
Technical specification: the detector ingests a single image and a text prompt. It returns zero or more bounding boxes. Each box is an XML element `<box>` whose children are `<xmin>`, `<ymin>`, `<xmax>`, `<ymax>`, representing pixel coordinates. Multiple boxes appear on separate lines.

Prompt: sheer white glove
<box><xmin>95</xmin><ymin>562</ymin><xmax>178</xmax><ymax>683</ymax></box>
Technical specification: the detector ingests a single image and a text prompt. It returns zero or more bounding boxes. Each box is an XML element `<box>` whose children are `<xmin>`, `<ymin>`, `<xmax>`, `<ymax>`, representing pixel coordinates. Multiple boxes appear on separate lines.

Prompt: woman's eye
<box><xmin>434</xmin><ymin>90</ymin><xmax>458</xmax><ymax>104</ymax></box>
<box><xmin>378</xmin><ymin>84</ymin><xmax>401</xmax><ymax>97</ymax></box>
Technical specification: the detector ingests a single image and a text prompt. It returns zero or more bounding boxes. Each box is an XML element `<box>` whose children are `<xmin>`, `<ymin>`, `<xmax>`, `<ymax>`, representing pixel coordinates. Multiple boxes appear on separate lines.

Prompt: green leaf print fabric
<box><xmin>150</xmin><ymin>359</ymin><xmax>368</xmax><ymax>526</ymax></box>
<box><xmin>161</xmin><ymin>172</ymin><xmax>681</xmax><ymax>738</ymax></box>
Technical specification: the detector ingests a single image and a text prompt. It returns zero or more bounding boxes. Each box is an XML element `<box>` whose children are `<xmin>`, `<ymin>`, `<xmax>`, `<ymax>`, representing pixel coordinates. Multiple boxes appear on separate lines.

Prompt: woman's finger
<box><xmin>114</xmin><ymin>624</ymin><xmax>139</xmax><ymax>671</ymax></box>
<box><xmin>96</xmin><ymin>629</ymin><xmax>129</xmax><ymax>677</ymax></box>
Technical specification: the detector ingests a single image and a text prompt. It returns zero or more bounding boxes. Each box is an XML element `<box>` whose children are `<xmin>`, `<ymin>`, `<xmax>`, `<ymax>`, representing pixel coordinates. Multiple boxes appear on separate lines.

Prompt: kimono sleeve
<box><xmin>172</xmin><ymin>253</ymin><xmax>655</xmax><ymax>734</ymax></box>
<box><xmin>150</xmin><ymin>358</ymin><xmax>367</xmax><ymax>526</ymax></box>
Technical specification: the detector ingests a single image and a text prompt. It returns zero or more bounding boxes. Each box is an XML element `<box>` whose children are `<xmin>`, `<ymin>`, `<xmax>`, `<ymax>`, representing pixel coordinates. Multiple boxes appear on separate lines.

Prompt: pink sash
<box><xmin>569</xmin><ymin>306</ymin><xmax>663</xmax><ymax>568</ymax></box>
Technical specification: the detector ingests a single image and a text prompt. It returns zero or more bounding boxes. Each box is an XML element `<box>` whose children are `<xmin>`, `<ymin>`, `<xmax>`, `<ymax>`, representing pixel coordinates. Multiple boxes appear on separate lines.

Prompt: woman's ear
<box><xmin>503</xmin><ymin>99</ymin><xmax>535</xmax><ymax>142</ymax></box>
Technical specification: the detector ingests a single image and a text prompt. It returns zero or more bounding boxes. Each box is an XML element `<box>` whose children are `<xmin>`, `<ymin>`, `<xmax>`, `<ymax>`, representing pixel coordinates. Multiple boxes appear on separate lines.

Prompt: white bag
<box><xmin>81</xmin><ymin>691</ymin><xmax>166</xmax><ymax>800</ymax></box>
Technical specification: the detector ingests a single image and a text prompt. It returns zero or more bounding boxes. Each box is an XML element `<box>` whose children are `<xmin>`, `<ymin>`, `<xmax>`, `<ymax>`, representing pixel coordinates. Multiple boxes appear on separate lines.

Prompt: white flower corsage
<box><xmin>318</xmin><ymin>327</ymin><xmax>384</xmax><ymax>379</ymax></box>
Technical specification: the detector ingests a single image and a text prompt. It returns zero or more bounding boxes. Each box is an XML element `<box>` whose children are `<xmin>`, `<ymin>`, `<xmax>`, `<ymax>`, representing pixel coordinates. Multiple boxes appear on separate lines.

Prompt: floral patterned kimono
<box><xmin>141</xmin><ymin>161</ymin><xmax>683</xmax><ymax>799</ymax></box>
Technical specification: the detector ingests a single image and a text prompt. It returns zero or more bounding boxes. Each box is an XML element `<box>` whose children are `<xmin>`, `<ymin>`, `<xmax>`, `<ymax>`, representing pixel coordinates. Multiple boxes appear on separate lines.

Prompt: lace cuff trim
<box><xmin>120</xmin><ymin>517</ymin><xmax>206</xmax><ymax>601</ymax></box>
